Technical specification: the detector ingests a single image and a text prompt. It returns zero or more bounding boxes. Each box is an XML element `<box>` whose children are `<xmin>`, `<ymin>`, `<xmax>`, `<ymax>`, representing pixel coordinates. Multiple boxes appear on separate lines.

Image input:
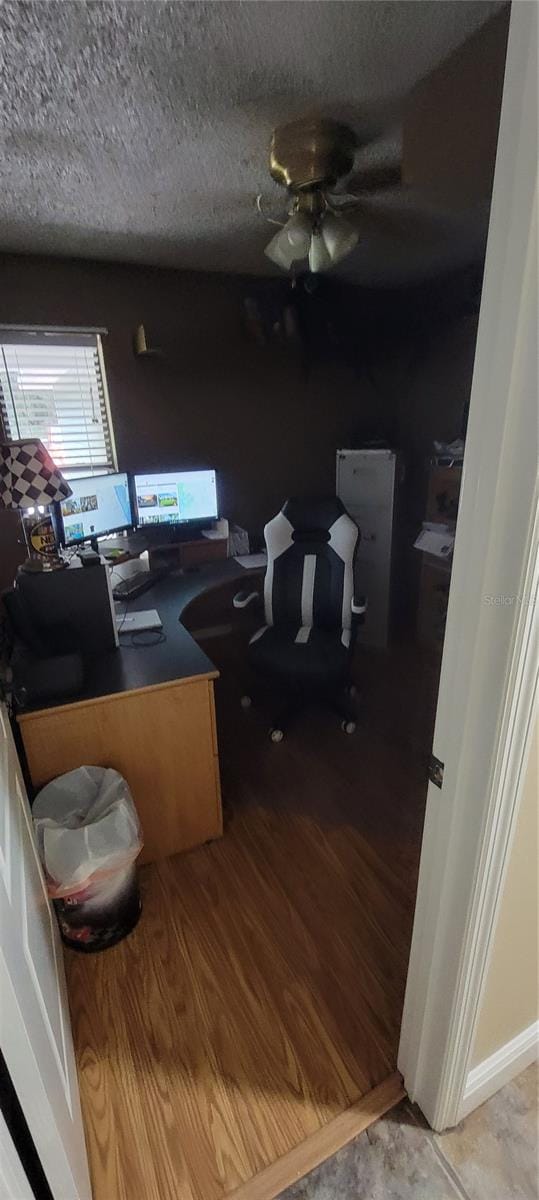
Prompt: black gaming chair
<box><xmin>234</xmin><ymin>496</ymin><xmax>366</xmax><ymax>741</ymax></box>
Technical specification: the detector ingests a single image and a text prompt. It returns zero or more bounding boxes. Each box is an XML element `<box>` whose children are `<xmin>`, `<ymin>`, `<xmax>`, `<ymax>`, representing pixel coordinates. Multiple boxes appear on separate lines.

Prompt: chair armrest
<box><xmin>351</xmin><ymin>595</ymin><xmax>367</xmax><ymax>623</ymax></box>
<box><xmin>233</xmin><ymin>590</ymin><xmax>260</xmax><ymax>610</ymax></box>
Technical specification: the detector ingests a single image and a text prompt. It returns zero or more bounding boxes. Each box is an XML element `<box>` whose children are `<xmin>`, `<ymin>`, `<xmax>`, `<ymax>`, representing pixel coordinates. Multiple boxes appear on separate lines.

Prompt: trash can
<box><xmin>33</xmin><ymin>766</ymin><xmax>143</xmax><ymax>952</ymax></box>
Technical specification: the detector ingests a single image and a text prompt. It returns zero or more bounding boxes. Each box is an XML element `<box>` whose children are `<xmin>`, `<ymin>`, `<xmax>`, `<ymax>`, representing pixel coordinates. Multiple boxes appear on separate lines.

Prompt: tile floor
<box><xmin>279</xmin><ymin>1064</ymin><xmax>538</xmax><ymax>1200</ymax></box>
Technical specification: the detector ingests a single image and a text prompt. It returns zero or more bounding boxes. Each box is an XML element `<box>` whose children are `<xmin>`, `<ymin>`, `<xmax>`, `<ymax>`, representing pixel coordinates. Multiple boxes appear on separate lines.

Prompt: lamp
<box><xmin>308</xmin><ymin>230</ymin><xmax>332</xmax><ymax>273</ymax></box>
<box><xmin>264</xmin><ymin>211</ymin><xmax>312</xmax><ymax>270</ymax></box>
<box><xmin>0</xmin><ymin>440</ymin><xmax>72</xmax><ymax>572</ymax></box>
<box><xmin>264</xmin><ymin>226</ymin><xmax>299</xmax><ymax>271</ymax></box>
<box><xmin>133</xmin><ymin>324</ymin><xmax>161</xmax><ymax>357</ymax></box>
<box><xmin>320</xmin><ymin>213</ymin><xmax>359</xmax><ymax>265</ymax></box>
<box><xmin>264</xmin><ymin>208</ymin><xmax>359</xmax><ymax>274</ymax></box>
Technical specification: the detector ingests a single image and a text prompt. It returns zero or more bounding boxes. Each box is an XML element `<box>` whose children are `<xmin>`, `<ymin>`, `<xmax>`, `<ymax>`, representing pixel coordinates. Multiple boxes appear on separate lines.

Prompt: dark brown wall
<box><xmin>0</xmin><ymin>254</ymin><xmax>480</xmax><ymax>605</ymax></box>
<box><xmin>375</xmin><ymin>308</ymin><xmax>478</xmax><ymax>627</ymax></box>
<box><xmin>0</xmin><ymin>255</ymin><xmax>381</xmax><ymax>542</ymax></box>
<box><xmin>404</xmin><ymin>6</ymin><xmax>509</xmax><ymax>208</ymax></box>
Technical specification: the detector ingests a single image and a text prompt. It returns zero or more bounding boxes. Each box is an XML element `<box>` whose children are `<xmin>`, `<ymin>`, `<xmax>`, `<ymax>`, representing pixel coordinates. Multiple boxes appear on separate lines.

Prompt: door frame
<box><xmin>0</xmin><ymin>701</ymin><xmax>92</xmax><ymax>1199</ymax></box>
<box><xmin>398</xmin><ymin>0</ymin><xmax>538</xmax><ymax>1131</ymax></box>
<box><xmin>0</xmin><ymin>1109</ymin><xmax>35</xmax><ymax>1200</ymax></box>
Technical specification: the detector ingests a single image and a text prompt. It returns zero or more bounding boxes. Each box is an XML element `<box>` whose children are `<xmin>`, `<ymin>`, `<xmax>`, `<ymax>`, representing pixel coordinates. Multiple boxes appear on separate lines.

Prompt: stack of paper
<box><xmin>414</xmin><ymin>526</ymin><xmax>455</xmax><ymax>559</ymax></box>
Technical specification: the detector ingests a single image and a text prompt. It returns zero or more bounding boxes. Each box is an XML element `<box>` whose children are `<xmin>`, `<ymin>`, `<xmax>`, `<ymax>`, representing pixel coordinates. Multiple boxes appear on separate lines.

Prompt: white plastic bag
<box><xmin>33</xmin><ymin>766</ymin><xmax>143</xmax><ymax>899</ymax></box>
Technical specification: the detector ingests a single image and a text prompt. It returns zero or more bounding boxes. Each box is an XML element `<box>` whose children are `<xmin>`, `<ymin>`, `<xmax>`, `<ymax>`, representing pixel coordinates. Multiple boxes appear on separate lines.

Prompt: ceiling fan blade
<box><xmin>344</xmin><ymin>162</ymin><xmax>402</xmax><ymax>194</ymax></box>
<box><xmin>336</xmin><ymin>192</ymin><xmax>478</xmax><ymax>247</ymax></box>
<box><xmin>344</xmin><ymin>122</ymin><xmax>403</xmax><ymax>190</ymax></box>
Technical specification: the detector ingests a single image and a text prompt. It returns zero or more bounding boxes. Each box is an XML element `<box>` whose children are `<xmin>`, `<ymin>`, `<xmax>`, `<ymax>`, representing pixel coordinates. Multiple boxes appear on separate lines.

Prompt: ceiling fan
<box><xmin>256</xmin><ymin>116</ymin><xmax>403</xmax><ymax>273</ymax></box>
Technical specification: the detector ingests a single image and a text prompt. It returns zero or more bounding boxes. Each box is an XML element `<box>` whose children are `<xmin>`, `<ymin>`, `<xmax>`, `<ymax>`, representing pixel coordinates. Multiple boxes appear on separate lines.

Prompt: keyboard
<box><xmin>112</xmin><ymin>569</ymin><xmax>166</xmax><ymax>602</ymax></box>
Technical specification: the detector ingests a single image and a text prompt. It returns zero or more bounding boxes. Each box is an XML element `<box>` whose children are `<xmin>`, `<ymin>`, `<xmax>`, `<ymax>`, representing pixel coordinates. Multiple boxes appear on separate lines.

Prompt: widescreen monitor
<box><xmin>134</xmin><ymin>469</ymin><xmax>218</xmax><ymax>528</ymax></box>
<box><xmin>59</xmin><ymin>471</ymin><xmax>134</xmax><ymax>546</ymax></box>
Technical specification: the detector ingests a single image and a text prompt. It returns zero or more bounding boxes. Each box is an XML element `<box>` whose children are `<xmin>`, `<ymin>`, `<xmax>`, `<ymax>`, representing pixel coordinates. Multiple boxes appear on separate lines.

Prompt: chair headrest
<box><xmin>282</xmin><ymin>496</ymin><xmax>347</xmax><ymax>534</ymax></box>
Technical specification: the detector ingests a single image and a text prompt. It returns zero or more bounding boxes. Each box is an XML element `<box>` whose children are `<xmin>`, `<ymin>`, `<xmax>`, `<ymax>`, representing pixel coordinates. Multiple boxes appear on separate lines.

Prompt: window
<box><xmin>0</xmin><ymin>330</ymin><xmax>116</xmax><ymax>478</ymax></box>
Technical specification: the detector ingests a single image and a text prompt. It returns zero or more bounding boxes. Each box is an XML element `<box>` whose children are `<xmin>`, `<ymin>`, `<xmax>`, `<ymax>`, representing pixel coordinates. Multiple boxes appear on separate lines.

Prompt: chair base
<box><xmin>240</xmin><ymin>679</ymin><xmax>359</xmax><ymax>742</ymax></box>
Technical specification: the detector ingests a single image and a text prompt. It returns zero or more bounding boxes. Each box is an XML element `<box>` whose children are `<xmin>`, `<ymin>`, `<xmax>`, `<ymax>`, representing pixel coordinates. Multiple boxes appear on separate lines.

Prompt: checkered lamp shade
<box><xmin>0</xmin><ymin>440</ymin><xmax>72</xmax><ymax>509</ymax></box>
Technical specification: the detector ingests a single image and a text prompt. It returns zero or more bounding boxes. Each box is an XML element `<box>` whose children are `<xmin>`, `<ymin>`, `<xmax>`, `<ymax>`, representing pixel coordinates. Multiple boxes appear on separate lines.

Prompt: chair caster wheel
<box><xmin>270</xmin><ymin>728</ymin><xmax>284</xmax><ymax>743</ymax></box>
<box><xmin>240</xmin><ymin>695</ymin><xmax>252</xmax><ymax>709</ymax></box>
<box><xmin>341</xmin><ymin>720</ymin><xmax>356</xmax><ymax>734</ymax></box>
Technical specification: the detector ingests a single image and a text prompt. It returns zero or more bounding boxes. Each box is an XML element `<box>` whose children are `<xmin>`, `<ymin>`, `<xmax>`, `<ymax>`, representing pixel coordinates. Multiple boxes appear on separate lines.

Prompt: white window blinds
<box><xmin>0</xmin><ymin>331</ymin><xmax>115</xmax><ymax>477</ymax></box>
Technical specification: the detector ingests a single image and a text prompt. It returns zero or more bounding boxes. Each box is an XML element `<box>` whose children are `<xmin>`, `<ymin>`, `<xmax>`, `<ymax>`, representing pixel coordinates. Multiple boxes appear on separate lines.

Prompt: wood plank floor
<box><xmin>65</xmin><ymin>637</ymin><xmax>438</xmax><ymax>1200</ymax></box>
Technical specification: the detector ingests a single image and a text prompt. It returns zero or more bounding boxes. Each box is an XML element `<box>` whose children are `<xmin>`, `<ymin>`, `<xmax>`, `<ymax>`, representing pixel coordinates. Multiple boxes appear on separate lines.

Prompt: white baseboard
<box><xmin>460</xmin><ymin>1020</ymin><xmax>538</xmax><ymax>1120</ymax></box>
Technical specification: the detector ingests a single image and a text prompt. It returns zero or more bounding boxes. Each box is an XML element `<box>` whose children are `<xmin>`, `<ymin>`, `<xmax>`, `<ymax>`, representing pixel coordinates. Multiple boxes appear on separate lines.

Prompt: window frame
<box><xmin>0</xmin><ymin>326</ymin><xmax>118</xmax><ymax>479</ymax></box>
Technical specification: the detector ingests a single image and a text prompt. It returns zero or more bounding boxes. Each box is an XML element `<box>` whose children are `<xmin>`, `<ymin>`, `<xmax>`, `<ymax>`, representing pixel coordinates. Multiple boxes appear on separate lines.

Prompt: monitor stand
<box><xmin>90</xmin><ymin>528</ymin><xmax>141</xmax><ymax>557</ymax></box>
<box><xmin>145</xmin><ymin>524</ymin><xmax>203</xmax><ymax>547</ymax></box>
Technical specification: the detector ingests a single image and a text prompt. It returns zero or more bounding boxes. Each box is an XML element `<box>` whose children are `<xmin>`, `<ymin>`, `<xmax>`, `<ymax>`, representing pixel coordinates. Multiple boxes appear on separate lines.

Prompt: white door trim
<box><xmin>460</xmin><ymin>1020</ymin><xmax>539</xmax><ymax>1121</ymax></box>
<box><xmin>398</xmin><ymin>0</ymin><xmax>538</xmax><ymax>1131</ymax></box>
<box><xmin>0</xmin><ymin>702</ymin><xmax>92</xmax><ymax>1199</ymax></box>
<box><xmin>0</xmin><ymin>1109</ymin><xmax>35</xmax><ymax>1200</ymax></box>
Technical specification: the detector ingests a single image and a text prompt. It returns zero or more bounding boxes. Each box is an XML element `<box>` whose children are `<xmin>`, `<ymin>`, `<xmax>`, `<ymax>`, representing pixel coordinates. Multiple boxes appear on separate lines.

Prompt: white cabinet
<box><xmin>336</xmin><ymin>449</ymin><xmax>399</xmax><ymax>649</ymax></box>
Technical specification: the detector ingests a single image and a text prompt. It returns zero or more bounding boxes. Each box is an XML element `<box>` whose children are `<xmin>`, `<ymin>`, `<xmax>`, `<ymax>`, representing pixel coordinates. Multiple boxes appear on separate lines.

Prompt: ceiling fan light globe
<box><xmin>264</xmin><ymin>227</ymin><xmax>299</xmax><ymax>270</ymax></box>
<box><xmin>322</xmin><ymin>213</ymin><xmax>359</xmax><ymax>264</ymax></box>
<box><xmin>308</xmin><ymin>231</ymin><xmax>332</xmax><ymax>273</ymax></box>
<box><xmin>284</xmin><ymin>212</ymin><xmax>312</xmax><ymax>254</ymax></box>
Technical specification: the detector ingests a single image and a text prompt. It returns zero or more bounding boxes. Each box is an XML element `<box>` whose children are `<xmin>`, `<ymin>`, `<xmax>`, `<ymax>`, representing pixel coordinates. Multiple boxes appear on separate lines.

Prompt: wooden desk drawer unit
<box><xmin>18</xmin><ymin>676</ymin><xmax>222</xmax><ymax>866</ymax></box>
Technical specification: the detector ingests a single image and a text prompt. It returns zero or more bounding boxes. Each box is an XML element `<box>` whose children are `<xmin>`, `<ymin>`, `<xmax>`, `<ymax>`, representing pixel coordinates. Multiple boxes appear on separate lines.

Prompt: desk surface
<box><xmin>19</xmin><ymin>559</ymin><xmax>264</xmax><ymax>715</ymax></box>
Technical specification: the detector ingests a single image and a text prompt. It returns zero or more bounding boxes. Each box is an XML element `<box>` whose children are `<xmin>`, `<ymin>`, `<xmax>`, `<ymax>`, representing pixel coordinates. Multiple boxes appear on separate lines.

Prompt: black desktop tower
<box><xmin>16</xmin><ymin>561</ymin><xmax>118</xmax><ymax>657</ymax></box>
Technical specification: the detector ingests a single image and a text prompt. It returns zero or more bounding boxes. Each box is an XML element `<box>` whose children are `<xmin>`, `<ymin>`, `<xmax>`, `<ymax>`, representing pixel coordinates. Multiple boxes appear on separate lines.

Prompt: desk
<box><xmin>17</xmin><ymin>560</ymin><xmax>263</xmax><ymax>865</ymax></box>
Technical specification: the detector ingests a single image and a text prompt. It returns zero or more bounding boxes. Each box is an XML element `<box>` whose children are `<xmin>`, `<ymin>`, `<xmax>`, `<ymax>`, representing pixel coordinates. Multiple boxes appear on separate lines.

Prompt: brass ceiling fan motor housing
<box><xmin>269</xmin><ymin>118</ymin><xmax>358</xmax><ymax>193</ymax></box>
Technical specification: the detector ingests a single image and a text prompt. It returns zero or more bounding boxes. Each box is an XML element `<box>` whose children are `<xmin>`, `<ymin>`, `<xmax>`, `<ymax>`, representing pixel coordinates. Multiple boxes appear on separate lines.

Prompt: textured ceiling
<box><xmin>0</xmin><ymin>0</ymin><xmax>504</xmax><ymax>285</ymax></box>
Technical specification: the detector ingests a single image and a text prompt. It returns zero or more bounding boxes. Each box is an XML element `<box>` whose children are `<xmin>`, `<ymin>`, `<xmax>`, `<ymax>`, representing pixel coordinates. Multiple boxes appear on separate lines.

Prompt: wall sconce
<box><xmin>133</xmin><ymin>324</ymin><xmax>161</xmax><ymax>357</ymax></box>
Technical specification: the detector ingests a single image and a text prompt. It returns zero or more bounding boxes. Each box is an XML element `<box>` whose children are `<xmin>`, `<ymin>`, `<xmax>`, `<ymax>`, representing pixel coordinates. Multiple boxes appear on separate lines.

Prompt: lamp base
<box><xmin>19</xmin><ymin>555</ymin><xmax>68</xmax><ymax>574</ymax></box>
<box><xmin>19</xmin><ymin>510</ymin><xmax>66</xmax><ymax>572</ymax></box>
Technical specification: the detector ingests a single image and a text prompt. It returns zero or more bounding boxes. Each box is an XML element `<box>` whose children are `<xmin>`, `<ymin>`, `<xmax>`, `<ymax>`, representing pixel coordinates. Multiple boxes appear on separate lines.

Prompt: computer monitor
<box><xmin>58</xmin><ymin>471</ymin><xmax>134</xmax><ymax>548</ymax></box>
<box><xmin>133</xmin><ymin>469</ymin><xmax>218</xmax><ymax>528</ymax></box>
